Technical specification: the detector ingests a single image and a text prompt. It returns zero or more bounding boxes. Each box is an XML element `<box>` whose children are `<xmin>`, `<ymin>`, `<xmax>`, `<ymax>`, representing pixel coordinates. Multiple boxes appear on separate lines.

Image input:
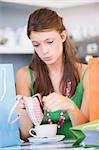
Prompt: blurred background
<box><xmin>0</xmin><ymin>0</ymin><xmax>99</xmax><ymax>76</ymax></box>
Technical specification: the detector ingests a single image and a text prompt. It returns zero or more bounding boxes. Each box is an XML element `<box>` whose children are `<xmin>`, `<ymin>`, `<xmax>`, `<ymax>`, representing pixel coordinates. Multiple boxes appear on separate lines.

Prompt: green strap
<box><xmin>28</xmin><ymin>66</ymin><xmax>34</xmax><ymax>96</ymax></box>
<box><xmin>28</xmin><ymin>66</ymin><xmax>87</xmax><ymax>96</ymax></box>
<box><xmin>81</xmin><ymin>67</ymin><xmax>88</xmax><ymax>81</ymax></box>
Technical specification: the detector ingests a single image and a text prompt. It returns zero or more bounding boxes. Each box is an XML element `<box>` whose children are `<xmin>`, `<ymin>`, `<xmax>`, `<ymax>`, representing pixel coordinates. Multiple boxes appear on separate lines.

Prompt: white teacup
<box><xmin>29</xmin><ymin>124</ymin><xmax>57</xmax><ymax>138</ymax></box>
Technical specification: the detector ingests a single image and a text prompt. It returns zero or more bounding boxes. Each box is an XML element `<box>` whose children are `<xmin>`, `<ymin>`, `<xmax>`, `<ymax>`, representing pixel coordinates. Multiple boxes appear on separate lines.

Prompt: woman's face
<box><xmin>30</xmin><ymin>30</ymin><xmax>66</xmax><ymax>65</ymax></box>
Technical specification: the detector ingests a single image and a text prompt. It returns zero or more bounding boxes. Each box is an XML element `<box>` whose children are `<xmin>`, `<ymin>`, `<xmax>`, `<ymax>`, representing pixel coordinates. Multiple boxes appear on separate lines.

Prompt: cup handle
<box><xmin>29</xmin><ymin>128</ymin><xmax>37</xmax><ymax>137</ymax></box>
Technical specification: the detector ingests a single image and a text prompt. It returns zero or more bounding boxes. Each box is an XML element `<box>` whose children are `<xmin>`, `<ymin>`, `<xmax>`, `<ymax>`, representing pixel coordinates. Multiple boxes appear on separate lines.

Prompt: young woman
<box><xmin>16</xmin><ymin>8</ymin><xmax>89</xmax><ymax>140</ymax></box>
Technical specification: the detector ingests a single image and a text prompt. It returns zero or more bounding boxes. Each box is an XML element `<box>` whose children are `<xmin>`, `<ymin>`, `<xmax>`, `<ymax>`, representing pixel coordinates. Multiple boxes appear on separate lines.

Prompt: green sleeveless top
<box><xmin>28</xmin><ymin>66</ymin><xmax>87</xmax><ymax>138</ymax></box>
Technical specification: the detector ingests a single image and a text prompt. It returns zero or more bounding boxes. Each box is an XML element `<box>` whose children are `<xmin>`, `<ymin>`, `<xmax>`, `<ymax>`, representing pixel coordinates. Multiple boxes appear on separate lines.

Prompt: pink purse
<box><xmin>24</xmin><ymin>94</ymin><xmax>44</xmax><ymax>125</ymax></box>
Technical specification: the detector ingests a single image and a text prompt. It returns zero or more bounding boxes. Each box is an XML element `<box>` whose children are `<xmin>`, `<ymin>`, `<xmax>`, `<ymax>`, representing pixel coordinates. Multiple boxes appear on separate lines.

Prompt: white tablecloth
<box><xmin>0</xmin><ymin>139</ymin><xmax>96</xmax><ymax>150</ymax></box>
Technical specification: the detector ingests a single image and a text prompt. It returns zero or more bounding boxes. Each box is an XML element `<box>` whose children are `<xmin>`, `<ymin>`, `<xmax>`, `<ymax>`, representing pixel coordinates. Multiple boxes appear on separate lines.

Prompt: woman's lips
<box><xmin>44</xmin><ymin>57</ymin><xmax>52</xmax><ymax>61</ymax></box>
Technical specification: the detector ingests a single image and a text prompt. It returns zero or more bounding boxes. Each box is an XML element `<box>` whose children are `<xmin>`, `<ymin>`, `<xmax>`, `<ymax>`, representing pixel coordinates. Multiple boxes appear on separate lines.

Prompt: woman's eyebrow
<box><xmin>45</xmin><ymin>38</ymin><xmax>53</xmax><ymax>40</ymax></box>
<box><xmin>32</xmin><ymin>40</ymin><xmax>38</xmax><ymax>42</ymax></box>
<box><xmin>32</xmin><ymin>39</ymin><xmax>52</xmax><ymax>43</ymax></box>
<box><xmin>32</xmin><ymin>41</ymin><xmax>39</xmax><ymax>44</ymax></box>
<box><xmin>31</xmin><ymin>37</ymin><xmax>55</xmax><ymax>43</ymax></box>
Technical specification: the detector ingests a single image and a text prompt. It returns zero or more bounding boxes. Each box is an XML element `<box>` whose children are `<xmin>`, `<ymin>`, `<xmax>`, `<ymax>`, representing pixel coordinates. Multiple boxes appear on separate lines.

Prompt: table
<box><xmin>0</xmin><ymin>139</ymin><xmax>96</xmax><ymax>150</ymax></box>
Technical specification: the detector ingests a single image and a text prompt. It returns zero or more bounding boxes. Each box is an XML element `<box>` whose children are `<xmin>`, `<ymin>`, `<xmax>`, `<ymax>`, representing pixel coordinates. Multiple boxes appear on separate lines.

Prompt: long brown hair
<box><xmin>27</xmin><ymin>8</ymin><xmax>80</xmax><ymax>97</ymax></box>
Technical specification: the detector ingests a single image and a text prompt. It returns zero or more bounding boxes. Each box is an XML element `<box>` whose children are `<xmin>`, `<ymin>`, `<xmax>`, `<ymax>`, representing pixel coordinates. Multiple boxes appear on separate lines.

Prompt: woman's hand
<box><xmin>42</xmin><ymin>92</ymin><xmax>74</xmax><ymax>112</ymax></box>
<box><xmin>16</xmin><ymin>95</ymin><xmax>28</xmax><ymax>117</ymax></box>
<box><xmin>16</xmin><ymin>95</ymin><xmax>34</xmax><ymax>140</ymax></box>
<box><xmin>16</xmin><ymin>93</ymin><xmax>42</xmax><ymax>117</ymax></box>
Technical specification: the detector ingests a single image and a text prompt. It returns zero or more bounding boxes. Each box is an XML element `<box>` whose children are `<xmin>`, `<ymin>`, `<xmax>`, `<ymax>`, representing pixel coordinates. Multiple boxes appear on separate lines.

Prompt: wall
<box><xmin>0</xmin><ymin>2</ymin><xmax>35</xmax><ymax>78</ymax></box>
<box><xmin>58</xmin><ymin>3</ymin><xmax>98</xmax><ymax>27</ymax></box>
<box><xmin>0</xmin><ymin>54</ymin><xmax>32</xmax><ymax>77</ymax></box>
<box><xmin>0</xmin><ymin>2</ymin><xmax>99</xmax><ymax>76</ymax></box>
<box><xmin>57</xmin><ymin>3</ymin><xmax>99</xmax><ymax>38</ymax></box>
<box><xmin>0</xmin><ymin>2</ymin><xmax>38</xmax><ymax>29</ymax></box>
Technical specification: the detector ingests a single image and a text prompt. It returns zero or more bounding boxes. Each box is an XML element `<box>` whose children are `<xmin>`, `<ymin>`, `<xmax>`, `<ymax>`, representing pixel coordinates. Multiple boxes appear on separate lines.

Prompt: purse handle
<box><xmin>8</xmin><ymin>94</ymin><xmax>43</xmax><ymax>125</ymax></box>
<box><xmin>0</xmin><ymin>68</ymin><xmax>6</xmax><ymax>102</ymax></box>
<box><xmin>8</xmin><ymin>96</ymin><xmax>22</xmax><ymax>124</ymax></box>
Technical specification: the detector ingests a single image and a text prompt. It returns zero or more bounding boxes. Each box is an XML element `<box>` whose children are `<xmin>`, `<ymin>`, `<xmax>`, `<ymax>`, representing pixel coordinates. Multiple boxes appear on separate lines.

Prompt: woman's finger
<box><xmin>16</xmin><ymin>108</ymin><xmax>27</xmax><ymax>117</ymax></box>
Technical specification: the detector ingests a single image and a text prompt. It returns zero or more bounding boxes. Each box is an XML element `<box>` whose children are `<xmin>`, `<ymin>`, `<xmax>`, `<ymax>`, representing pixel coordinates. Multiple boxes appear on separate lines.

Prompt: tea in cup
<box><xmin>29</xmin><ymin>124</ymin><xmax>57</xmax><ymax>138</ymax></box>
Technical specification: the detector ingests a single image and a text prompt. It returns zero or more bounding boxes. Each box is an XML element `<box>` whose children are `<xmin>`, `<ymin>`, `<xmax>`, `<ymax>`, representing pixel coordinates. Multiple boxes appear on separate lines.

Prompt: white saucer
<box><xmin>28</xmin><ymin>135</ymin><xmax>65</xmax><ymax>144</ymax></box>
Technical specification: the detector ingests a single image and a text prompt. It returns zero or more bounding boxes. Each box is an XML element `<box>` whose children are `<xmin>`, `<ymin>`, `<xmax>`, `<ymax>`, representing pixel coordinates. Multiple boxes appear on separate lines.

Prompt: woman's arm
<box><xmin>64</xmin><ymin>64</ymin><xmax>89</xmax><ymax>126</ymax></box>
<box><xmin>42</xmin><ymin>66</ymin><xmax>89</xmax><ymax>127</ymax></box>
<box><xmin>16</xmin><ymin>67</ymin><xmax>33</xmax><ymax>140</ymax></box>
<box><xmin>68</xmin><ymin>68</ymin><xmax>89</xmax><ymax>126</ymax></box>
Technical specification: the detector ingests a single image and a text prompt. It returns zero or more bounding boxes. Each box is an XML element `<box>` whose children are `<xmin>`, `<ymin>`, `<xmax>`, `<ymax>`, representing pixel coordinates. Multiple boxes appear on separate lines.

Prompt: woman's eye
<box><xmin>33</xmin><ymin>44</ymin><xmax>39</xmax><ymax>47</ymax></box>
<box><xmin>47</xmin><ymin>41</ymin><xmax>53</xmax><ymax>44</ymax></box>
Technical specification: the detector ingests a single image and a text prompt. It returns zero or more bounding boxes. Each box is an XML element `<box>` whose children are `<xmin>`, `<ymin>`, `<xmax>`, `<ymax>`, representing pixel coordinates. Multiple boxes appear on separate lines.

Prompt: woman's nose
<box><xmin>41</xmin><ymin>45</ymin><xmax>48</xmax><ymax>54</ymax></box>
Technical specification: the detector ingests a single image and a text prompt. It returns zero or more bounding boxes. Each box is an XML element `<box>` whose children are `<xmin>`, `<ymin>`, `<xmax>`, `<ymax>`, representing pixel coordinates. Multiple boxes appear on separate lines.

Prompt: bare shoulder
<box><xmin>16</xmin><ymin>66</ymin><xmax>29</xmax><ymax>81</ymax></box>
<box><xmin>16</xmin><ymin>66</ymin><xmax>29</xmax><ymax>76</ymax></box>
<box><xmin>76</xmin><ymin>63</ymin><xmax>88</xmax><ymax>80</ymax></box>
<box><xmin>16</xmin><ymin>66</ymin><xmax>33</xmax><ymax>95</ymax></box>
<box><xmin>16</xmin><ymin>66</ymin><xmax>36</xmax><ymax>93</ymax></box>
<box><xmin>16</xmin><ymin>65</ymin><xmax>37</xmax><ymax>82</ymax></box>
<box><xmin>77</xmin><ymin>63</ymin><xmax>89</xmax><ymax>91</ymax></box>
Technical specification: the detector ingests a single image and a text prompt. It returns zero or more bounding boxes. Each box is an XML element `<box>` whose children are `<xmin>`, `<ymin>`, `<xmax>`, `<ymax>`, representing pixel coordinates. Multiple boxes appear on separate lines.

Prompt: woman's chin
<box><xmin>44</xmin><ymin>60</ymin><xmax>55</xmax><ymax>65</ymax></box>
